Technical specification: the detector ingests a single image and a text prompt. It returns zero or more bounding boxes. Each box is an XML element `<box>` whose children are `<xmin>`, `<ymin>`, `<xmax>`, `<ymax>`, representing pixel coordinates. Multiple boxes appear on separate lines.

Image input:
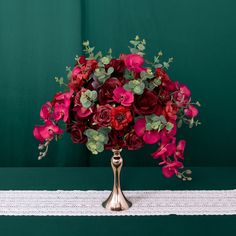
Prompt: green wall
<box><xmin>0</xmin><ymin>0</ymin><xmax>235</xmax><ymax>167</ymax></box>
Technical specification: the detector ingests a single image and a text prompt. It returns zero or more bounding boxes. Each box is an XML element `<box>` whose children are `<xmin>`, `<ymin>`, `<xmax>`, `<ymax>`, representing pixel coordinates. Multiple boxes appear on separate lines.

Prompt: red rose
<box><xmin>156</xmin><ymin>68</ymin><xmax>176</xmax><ymax>91</ymax></box>
<box><xmin>98</xmin><ymin>77</ymin><xmax>122</xmax><ymax>104</ymax></box>
<box><xmin>111</xmin><ymin>106</ymin><xmax>133</xmax><ymax>130</ymax></box>
<box><xmin>93</xmin><ymin>104</ymin><xmax>112</xmax><ymax>127</ymax></box>
<box><xmin>125</xmin><ymin>130</ymin><xmax>144</xmax><ymax>150</ymax></box>
<box><xmin>105</xmin><ymin>130</ymin><xmax>126</xmax><ymax>150</ymax></box>
<box><xmin>70</xmin><ymin>123</ymin><xmax>87</xmax><ymax>144</ymax></box>
<box><xmin>106</xmin><ymin>59</ymin><xmax>125</xmax><ymax>74</ymax></box>
<box><xmin>69</xmin><ymin>59</ymin><xmax>97</xmax><ymax>91</ymax></box>
<box><xmin>133</xmin><ymin>89</ymin><xmax>159</xmax><ymax>115</ymax></box>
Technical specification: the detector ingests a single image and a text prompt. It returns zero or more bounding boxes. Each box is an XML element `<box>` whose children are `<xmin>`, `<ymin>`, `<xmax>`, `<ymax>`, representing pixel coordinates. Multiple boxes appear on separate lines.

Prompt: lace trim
<box><xmin>0</xmin><ymin>190</ymin><xmax>235</xmax><ymax>216</ymax></box>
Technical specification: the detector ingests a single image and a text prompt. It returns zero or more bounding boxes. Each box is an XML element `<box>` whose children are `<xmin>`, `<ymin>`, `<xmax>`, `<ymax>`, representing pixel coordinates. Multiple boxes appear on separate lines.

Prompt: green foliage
<box><xmin>124</xmin><ymin>69</ymin><xmax>135</xmax><ymax>80</ymax></box>
<box><xmin>124</xmin><ymin>79</ymin><xmax>145</xmax><ymax>95</ymax></box>
<box><xmin>145</xmin><ymin>114</ymin><xmax>174</xmax><ymax>132</ymax></box>
<box><xmin>129</xmin><ymin>35</ymin><xmax>146</xmax><ymax>56</ymax></box>
<box><xmin>163</xmin><ymin>57</ymin><xmax>174</xmax><ymax>70</ymax></box>
<box><xmin>140</xmin><ymin>70</ymin><xmax>154</xmax><ymax>80</ymax></box>
<box><xmin>84</xmin><ymin>128</ymin><xmax>110</xmax><ymax>155</ymax></box>
<box><xmin>80</xmin><ymin>90</ymin><xmax>97</xmax><ymax>108</ymax></box>
<box><xmin>54</xmin><ymin>77</ymin><xmax>67</xmax><ymax>87</ymax></box>
<box><xmin>94</xmin><ymin>66</ymin><xmax>114</xmax><ymax>83</ymax></box>
<box><xmin>83</xmin><ymin>40</ymin><xmax>95</xmax><ymax>59</ymax></box>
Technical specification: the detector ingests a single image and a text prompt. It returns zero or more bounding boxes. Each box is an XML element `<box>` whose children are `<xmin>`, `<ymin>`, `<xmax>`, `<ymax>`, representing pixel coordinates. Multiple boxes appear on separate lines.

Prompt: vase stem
<box><xmin>102</xmin><ymin>148</ymin><xmax>132</xmax><ymax>211</ymax></box>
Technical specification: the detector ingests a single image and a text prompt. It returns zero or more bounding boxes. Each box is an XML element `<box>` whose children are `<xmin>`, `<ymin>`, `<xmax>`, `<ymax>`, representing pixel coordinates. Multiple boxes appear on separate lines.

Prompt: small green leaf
<box><xmin>177</xmin><ymin>119</ymin><xmax>183</xmax><ymax>128</ymax></box>
<box><xmin>107</xmin><ymin>67</ymin><xmax>114</xmax><ymax>75</ymax></box>
<box><xmin>166</xmin><ymin>122</ymin><xmax>174</xmax><ymax>131</ymax></box>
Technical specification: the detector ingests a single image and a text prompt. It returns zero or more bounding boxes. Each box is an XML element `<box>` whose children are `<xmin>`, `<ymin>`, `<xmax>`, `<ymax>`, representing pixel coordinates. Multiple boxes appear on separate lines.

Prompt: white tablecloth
<box><xmin>0</xmin><ymin>190</ymin><xmax>235</xmax><ymax>216</ymax></box>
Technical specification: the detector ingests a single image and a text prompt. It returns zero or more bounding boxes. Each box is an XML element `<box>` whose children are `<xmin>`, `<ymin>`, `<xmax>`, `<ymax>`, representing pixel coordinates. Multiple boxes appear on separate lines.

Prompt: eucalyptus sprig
<box><xmin>83</xmin><ymin>40</ymin><xmax>95</xmax><ymax>59</ymax></box>
<box><xmin>129</xmin><ymin>35</ymin><xmax>146</xmax><ymax>56</ymax></box>
<box><xmin>84</xmin><ymin>128</ymin><xmax>110</xmax><ymax>154</ymax></box>
<box><xmin>54</xmin><ymin>77</ymin><xmax>67</xmax><ymax>87</ymax></box>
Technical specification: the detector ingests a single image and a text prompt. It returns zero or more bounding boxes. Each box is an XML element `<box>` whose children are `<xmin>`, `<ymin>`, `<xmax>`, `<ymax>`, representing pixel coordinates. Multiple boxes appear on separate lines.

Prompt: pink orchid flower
<box><xmin>113</xmin><ymin>87</ymin><xmax>134</xmax><ymax>106</ymax></box>
<box><xmin>33</xmin><ymin>121</ymin><xmax>63</xmax><ymax>143</ymax></box>
<box><xmin>184</xmin><ymin>105</ymin><xmax>198</xmax><ymax>118</ymax></box>
<box><xmin>40</xmin><ymin>102</ymin><xmax>52</xmax><ymax>121</ymax></box>
<box><xmin>52</xmin><ymin>90</ymin><xmax>73</xmax><ymax>122</ymax></box>
<box><xmin>53</xmin><ymin>103</ymin><xmax>69</xmax><ymax>122</ymax></box>
<box><xmin>174</xmin><ymin>82</ymin><xmax>191</xmax><ymax>107</ymax></box>
<box><xmin>152</xmin><ymin>138</ymin><xmax>176</xmax><ymax>160</ymax></box>
<box><xmin>162</xmin><ymin>161</ymin><xmax>183</xmax><ymax>178</ymax></box>
<box><xmin>134</xmin><ymin>118</ymin><xmax>160</xmax><ymax>144</ymax></box>
<box><xmin>174</xmin><ymin>140</ymin><xmax>186</xmax><ymax>160</ymax></box>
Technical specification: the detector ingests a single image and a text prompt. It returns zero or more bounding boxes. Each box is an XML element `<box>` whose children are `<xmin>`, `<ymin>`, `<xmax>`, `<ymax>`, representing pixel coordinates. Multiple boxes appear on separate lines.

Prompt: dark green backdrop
<box><xmin>0</xmin><ymin>0</ymin><xmax>235</xmax><ymax>167</ymax></box>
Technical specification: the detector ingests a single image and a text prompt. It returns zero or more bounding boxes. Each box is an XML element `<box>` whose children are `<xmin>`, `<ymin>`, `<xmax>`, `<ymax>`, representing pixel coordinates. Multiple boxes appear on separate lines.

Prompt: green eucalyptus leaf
<box><xmin>107</xmin><ymin>67</ymin><xmax>114</xmax><ymax>75</ymax></box>
<box><xmin>166</xmin><ymin>122</ymin><xmax>174</xmax><ymax>131</ymax></box>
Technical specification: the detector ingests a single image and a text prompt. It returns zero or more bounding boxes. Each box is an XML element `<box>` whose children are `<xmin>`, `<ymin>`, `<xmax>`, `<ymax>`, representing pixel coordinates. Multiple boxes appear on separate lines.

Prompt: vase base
<box><xmin>102</xmin><ymin>190</ymin><xmax>132</xmax><ymax>211</ymax></box>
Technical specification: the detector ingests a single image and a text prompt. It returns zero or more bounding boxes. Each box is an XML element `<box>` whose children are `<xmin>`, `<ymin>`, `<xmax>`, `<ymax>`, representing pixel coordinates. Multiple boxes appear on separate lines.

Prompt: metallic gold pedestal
<box><xmin>102</xmin><ymin>149</ymin><xmax>132</xmax><ymax>211</ymax></box>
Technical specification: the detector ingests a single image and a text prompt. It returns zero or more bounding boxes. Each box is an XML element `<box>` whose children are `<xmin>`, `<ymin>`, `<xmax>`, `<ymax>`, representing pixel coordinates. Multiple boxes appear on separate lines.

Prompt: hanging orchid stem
<box><xmin>38</xmin><ymin>139</ymin><xmax>51</xmax><ymax>160</ymax></box>
<box><xmin>177</xmin><ymin>169</ymin><xmax>192</xmax><ymax>181</ymax></box>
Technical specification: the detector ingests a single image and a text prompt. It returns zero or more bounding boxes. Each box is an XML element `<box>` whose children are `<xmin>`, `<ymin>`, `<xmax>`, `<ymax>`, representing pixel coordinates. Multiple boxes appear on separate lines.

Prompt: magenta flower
<box><xmin>152</xmin><ymin>138</ymin><xmax>176</xmax><ymax>160</ymax></box>
<box><xmin>40</xmin><ymin>102</ymin><xmax>52</xmax><ymax>121</ymax></box>
<box><xmin>162</xmin><ymin>161</ymin><xmax>183</xmax><ymax>178</ymax></box>
<box><xmin>73</xmin><ymin>105</ymin><xmax>93</xmax><ymax>118</ymax></box>
<box><xmin>52</xmin><ymin>90</ymin><xmax>73</xmax><ymax>122</ymax></box>
<box><xmin>124</xmin><ymin>54</ymin><xmax>145</xmax><ymax>73</ymax></box>
<box><xmin>113</xmin><ymin>87</ymin><xmax>134</xmax><ymax>106</ymax></box>
<box><xmin>134</xmin><ymin>118</ymin><xmax>160</xmax><ymax>144</ymax></box>
<box><xmin>184</xmin><ymin>105</ymin><xmax>198</xmax><ymax>118</ymax></box>
<box><xmin>53</xmin><ymin>103</ymin><xmax>69</xmax><ymax>122</ymax></box>
<box><xmin>174</xmin><ymin>83</ymin><xmax>191</xmax><ymax>107</ymax></box>
<box><xmin>33</xmin><ymin>121</ymin><xmax>63</xmax><ymax>143</ymax></box>
<box><xmin>174</xmin><ymin>140</ymin><xmax>186</xmax><ymax>160</ymax></box>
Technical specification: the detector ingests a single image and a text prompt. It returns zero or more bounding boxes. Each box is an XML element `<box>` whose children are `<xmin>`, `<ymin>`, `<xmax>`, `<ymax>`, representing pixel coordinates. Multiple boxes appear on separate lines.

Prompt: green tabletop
<box><xmin>0</xmin><ymin>167</ymin><xmax>235</xmax><ymax>235</ymax></box>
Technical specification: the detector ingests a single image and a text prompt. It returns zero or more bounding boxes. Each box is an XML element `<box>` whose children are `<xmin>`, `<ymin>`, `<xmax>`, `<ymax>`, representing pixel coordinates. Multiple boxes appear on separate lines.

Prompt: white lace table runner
<box><xmin>0</xmin><ymin>190</ymin><xmax>235</xmax><ymax>216</ymax></box>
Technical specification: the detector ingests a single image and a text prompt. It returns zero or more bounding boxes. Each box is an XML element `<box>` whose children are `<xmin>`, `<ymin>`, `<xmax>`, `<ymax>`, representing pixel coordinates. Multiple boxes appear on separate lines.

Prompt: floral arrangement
<box><xmin>33</xmin><ymin>36</ymin><xmax>201</xmax><ymax>180</ymax></box>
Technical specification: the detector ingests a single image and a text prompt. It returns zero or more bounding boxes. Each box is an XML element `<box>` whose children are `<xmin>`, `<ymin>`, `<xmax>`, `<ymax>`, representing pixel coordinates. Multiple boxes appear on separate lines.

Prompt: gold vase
<box><xmin>102</xmin><ymin>148</ymin><xmax>132</xmax><ymax>211</ymax></box>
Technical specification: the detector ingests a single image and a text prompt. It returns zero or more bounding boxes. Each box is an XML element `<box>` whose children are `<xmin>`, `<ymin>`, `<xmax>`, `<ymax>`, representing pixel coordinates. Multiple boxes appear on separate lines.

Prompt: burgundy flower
<box><xmin>70</xmin><ymin>123</ymin><xmax>87</xmax><ymax>144</ymax></box>
<box><xmin>125</xmin><ymin>130</ymin><xmax>144</xmax><ymax>150</ymax></box>
<box><xmin>106</xmin><ymin>59</ymin><xmax>125</xmax><ymax>74</ymax></box>
<box><xmin>156</xmin><ymin>68</ymin><xmax>176</xmax><ymax>91</ymax></box>
<box><xmin>133</xmin><ymin>89</ymin><xmax>159</xmax><ymax>115</ymax></box>
<box><xmin>98</xmin><ymin>77</ymin><xmax>122</xmax><ymax>104</ymax></box>
<box><xmin>104</xmin><ymin>130</ymin><xmax>126</xmax><ymax>150</ymax></box>
<box><xmin>111</xmin><ymin>106</ymin><xmax>133</xmax><ymax>130</ymax></box>
<box><xmin>93</xmin><ymin>104</ymin><xmax>112</xmax><ymax>127</ymax></box>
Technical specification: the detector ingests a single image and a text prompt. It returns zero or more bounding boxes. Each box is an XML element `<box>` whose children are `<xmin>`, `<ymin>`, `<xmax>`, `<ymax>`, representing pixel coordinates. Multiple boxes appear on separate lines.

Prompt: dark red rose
<box><xmin>156</xmin><ymin>68</ymin><xmax>176</xmax><ymax>91</ymax></box>
<box><xmin>133</xmin><ymin>89</ymin><xmax>159</xmax><ymax>115</ymax></box>
<box><xmin>93</xmin><ymin>104</ymin><xmax>112</xmax><ymax>127</ymax></box>
<box><xmin>98</xmin><ymin>77</ymin><xmax>122</xmax><ymax>104</ymax></box>
<box><xmin>78</xmin><ymin>55</ymin><xmax>86</xmax><ymax>65</ymax></box>
<box><xmin>70</xmin><ymin>122</ymin><xmax>87</xmax><ymax>144</ymax></box>
<box><xmin>111</xmin><ymin>106</ymin><xmax>133</xmax><ymax>130</ymax></box>
<box><xmin>104</xmin><ymin>130</ymin><xmax>126</xmax><ymax>150</ymax></box>
<box><xmin>106</xmin><ymin>59</ymin><xmax>125</xmax><ymax>74</ymax></box>
<box><xmin>125</xmin><ymin>130</ymin><xmax>144</xmax><ymax>150</ymax></box>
